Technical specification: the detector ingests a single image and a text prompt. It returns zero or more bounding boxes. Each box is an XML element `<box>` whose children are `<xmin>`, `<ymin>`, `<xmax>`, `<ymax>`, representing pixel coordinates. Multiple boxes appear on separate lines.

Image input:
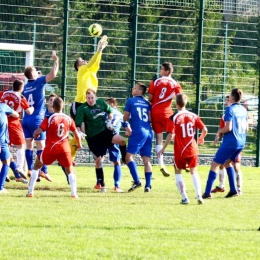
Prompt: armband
<box><xmin>122</xmin><ymin>121</ymin><xmax>129</xmax><ymax>128</ymax></box>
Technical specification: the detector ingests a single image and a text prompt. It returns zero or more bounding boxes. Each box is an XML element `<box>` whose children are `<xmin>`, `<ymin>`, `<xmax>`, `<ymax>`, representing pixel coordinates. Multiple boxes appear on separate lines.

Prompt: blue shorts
<box><xmin>22</xmin><ymin>116</ymin><xmax>46</xmax><ymax>140</ymax></box>
<box><xmin>214</xmin><ymin>145</ymin><xmax>243</xmax><ymax>165</ymax></box>
<box><xmin>0</xmin><ymin>143</ymin><xmax>10</xmax><ymax>161</ymax></box>
<box><xmin>127</xmin><ymin>129</ymin><xmax>153</xmax><ymax>157</ymax></box>
<box><xmin>108</xmin><ymin>144</ymin><xmax>121</xmax><ymax>162</ymax></box>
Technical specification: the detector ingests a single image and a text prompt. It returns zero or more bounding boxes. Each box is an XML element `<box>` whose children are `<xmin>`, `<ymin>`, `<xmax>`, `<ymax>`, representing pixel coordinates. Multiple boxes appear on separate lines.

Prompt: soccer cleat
<box><xmin>160</xmin><ymin>168</ymin><xmax>170</xmax><ymax>177</ymax></box>
<box><xmin>36</xmin><ymin>177</ymin><xmax>41</xmax><ymax>182</ymax></box>
<box><xmin>5</xmin><ymin>176</ymin><xmax>10</xmax><ymax>182</ymax></box>
<box><xmin>100</xmin><ymin>187</ymin><xmax>107</xmax><ymax>193</ymax></box>
<box><xmin>197</xmin><ymin>196</ymin><xmax>204</xmax><ymax>204</ymax></box>
<box><xmin>202</xmin><ymin>193</ymin><xmax>212</xmax><ymax>199</ymax></box>
<box><xmin>211</xmin><ymin>186</ymin><xmax>225</xmax><ymax>193</ymax></box>
<box><xmin>16</xmin><ymin>168</ymin><xmax>27</xmax><ymax>180</ymax></box>
<box><xmin>237</xmin><ymin>189</ymin><xmax>242</xmax><ymax>196</ymax></box>
<box><xmin>180</xmin><ymin>198</ymin><xmax>190</xmax><ymax>204</ymax></box>
<box><xmin>114</xmin><ymin>187</ymin><xmax>124</xmax><ymax>193</ymax></box>
<box><xmin>71</xmin><ymin>194</ymin><xmax>79</xmax><ymax>199</ymax></box>
<box><xmin>128</xmin><ymin>181</ymin><xmax>142</xmax><ymax>192</ymax></box>
<box><xmin>0</xmin><ymin>188</ymin><xmax>8</xmax><ymax>194</ymax></box>
<box><xmin>39</xmin><ymin>171</ymin><xmax>53</xmax><ymax>182</ymax></box>
<box><xmin>15</xmin><ymin>177</ymin><xmax>29</xmax><ymax>184</ymax></box>
<box><xmin>94</xmin><ymin>183</ymin><xmax>102</xmax><ymax>190</ymax></box>
<box><xmin>26</xmin><ymin>192</ymin><xmax>33</xmax><ymax>198</ymax></box>
<box><xmin>144</xmin><ymin>187</ymin><xmax>151</xmax><ymax>193</ymax></box>
<box><xmin>225</xmin><ymin>190</ymin><xmax>238</xmax><ymax>198</ymax></box>
<box><xmin>27</xmin><ymin>170</ymin><xmax>32</xmax><ymax>178</ymax></box>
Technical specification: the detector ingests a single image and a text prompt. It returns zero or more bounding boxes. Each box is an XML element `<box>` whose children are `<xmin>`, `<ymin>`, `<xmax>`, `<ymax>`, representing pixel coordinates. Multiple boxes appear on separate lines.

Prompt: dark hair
<box><xmin>106</xmin><ymin>97</ymin><xmax>118</xmax><ymax>107</ymax></box>
<box><xmin>162</xmin><ymin>62</ymin><xmax>174</xmax><ymax>74</ymax></box>
<box><xmin>136</xmin><ymin>82</ymin><xmax>147</xmax><ymax>95</ymax></box>
<box><xmin>53</xmin><ymin>97</ymin><xmax>63</xmax><ymax>111</ymax></box>
<box><xmin>48</xmin><ymin>93</ymin><xmax>57</xmax><ymax>100</ymax></box>
<box><xmin>231</xmin><ymin>88</ymin><xmax>243</xmax><ymax>102</ymax></box>
<box><xmin>24</xmin><ymin>66</ymin><xmax>35</xmax><ymax>79</ymax></box>
<box><xmin>74</xmin><ymin>58</ymin><xmax>83</xmax><ymax>71</ymax></box>
<box><xmin>13</xmin><ymin>79</ymin><xmax>24</xmax><ymax>91</ymax></box>
<box><xmin>176</xmin><ymin>93</ymin><xmax>188</xmax><ymax>108</ymax></box>
<box><xmin>226</xmin><ymin>95</ymin><xmax>229</xmax><ymax>99</ymax></box>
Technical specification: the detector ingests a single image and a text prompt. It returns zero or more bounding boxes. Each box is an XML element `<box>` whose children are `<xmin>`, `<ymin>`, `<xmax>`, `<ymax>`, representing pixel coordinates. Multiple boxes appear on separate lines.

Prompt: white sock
<box><xmin>16</xmin><ymin>148</ymin><xmax>25</xmax><ymax>170</ymax></box>
<box><xmin>218</xmin><ymin>169</ymin><xmax>226</xmax><ymax>188</ymax></box>
<box><xmin>236</xmin><ymin>170</ymin><xmax>242</xmax><ymax>192</ymax></box>
<box><xmin>156</xmin><ymin>145</ymin><xmax>164</xmax><ymax>168</ymax></box>
<box><xmin>68</xmin><ymin>173</ymin><xmax>77</xmax><ymax>196</ymax></box>
<box><xmin>28</xmin><ymin>169</ymin><xmax>39</xmax><ymax>194</ymax></box>
<box><xmin>175</xmin><ymin>174</ymin><xmax>187</xmax><ymax>199</ymax></box>
<box><xmin>192</xmin><ymin>172</ymin><xmax>202</xmax><ymax>197</ymax></box>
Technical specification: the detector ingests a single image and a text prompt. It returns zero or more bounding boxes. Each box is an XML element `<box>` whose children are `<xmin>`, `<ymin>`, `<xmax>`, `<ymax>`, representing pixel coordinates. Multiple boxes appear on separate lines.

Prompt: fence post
<box><xmin>61</xmin><ymin>0</ymin><xmax>69</xmax><ymax>103</ymax></box>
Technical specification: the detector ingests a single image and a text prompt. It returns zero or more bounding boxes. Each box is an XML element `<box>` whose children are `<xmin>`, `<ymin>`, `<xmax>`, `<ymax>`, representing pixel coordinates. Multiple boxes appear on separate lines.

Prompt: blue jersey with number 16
<box><xmin>22</xmin><ymin>76</ymin><xmax>47</xmax><ymax>118</ymax></box>
<box><xmin>223</xmin><ymin>103</ymin><xmax>247</xmax><ymax>149</ymax></box>
<box><xmin>124</xmin><ymin>96</ymin><xmax>151</xmax><ymax>132</ymax></box>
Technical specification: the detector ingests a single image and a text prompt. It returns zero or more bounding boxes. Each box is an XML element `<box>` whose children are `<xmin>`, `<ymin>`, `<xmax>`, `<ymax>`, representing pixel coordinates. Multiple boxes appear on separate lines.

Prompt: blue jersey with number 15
<box><xmin>22</xmin><ymin>76</ymin><xmax>46</xmax><ymax>118</ymax></box>
<box><xmin>223</xmin><ymin>103</ymin><xmax>247</xmax><ymax>149</ymax></box>
<box><xmin>124</xmin><ymin>96</ymin><xmax>151</xmax><ymax>132</ymax></box>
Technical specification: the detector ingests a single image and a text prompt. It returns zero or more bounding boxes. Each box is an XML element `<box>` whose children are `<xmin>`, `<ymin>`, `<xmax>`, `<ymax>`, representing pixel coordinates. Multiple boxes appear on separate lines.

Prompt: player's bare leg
<box><xmin>156</xmin><ymin>133</ymin><xmax>170</xmax><ymax>177</ymax></box>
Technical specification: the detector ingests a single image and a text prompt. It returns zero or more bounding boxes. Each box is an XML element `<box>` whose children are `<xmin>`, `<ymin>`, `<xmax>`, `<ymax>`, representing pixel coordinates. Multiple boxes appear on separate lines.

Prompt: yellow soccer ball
<box><xmin>88</xmin><ymin>23</ymin><xmax>102</xmax><ymax>37</ymax></box>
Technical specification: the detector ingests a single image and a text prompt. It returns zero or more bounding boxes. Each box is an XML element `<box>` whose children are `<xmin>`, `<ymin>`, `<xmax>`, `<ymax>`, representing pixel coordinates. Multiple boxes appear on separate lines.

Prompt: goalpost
<box><xmin>0</xmin><ymin>42</ymin><xmax>34</xmax><ymax>68</ymax></box>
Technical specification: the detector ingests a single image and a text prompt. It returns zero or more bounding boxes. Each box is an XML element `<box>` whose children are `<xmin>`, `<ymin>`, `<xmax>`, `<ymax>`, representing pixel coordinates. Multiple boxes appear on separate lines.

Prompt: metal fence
<box><xmin>0</xmin><ymin>0</ymin><xmax>259</xmax><ymax>165</ymax></box>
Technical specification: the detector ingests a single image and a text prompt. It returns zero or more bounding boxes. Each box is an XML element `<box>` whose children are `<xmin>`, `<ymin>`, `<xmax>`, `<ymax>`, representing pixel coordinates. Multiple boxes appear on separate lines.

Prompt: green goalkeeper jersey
<box><xmin>75</xmin><ymin>98</ymin><xmax>113</xmax><ymax>138</ymax></box>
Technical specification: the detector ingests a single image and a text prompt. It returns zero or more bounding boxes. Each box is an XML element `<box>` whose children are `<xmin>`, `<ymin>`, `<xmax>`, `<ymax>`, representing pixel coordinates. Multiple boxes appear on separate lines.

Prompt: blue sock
<box><xmin>113</xmin><ymin>165</ymin><xmax>122</xmax><ymax>188</ymax></box>
<box><xmin>127</xmin><ymin>161</ymin><xmax>140</xmax><ymax>183</ymax></box>
<box><xmin>10</xmin><ymin>161</ymin><xmax>21</xmax><ymax>178</ymax></box>
<box><xmin>25</xmin><ymin>149</ymin><xmax>33</xmax><ymax>171</ymax></box>
<box><xmin>0</xmin><ymin>164</ymin><xmax>9</xmax><ymax>190</ymax></box>
<box><xmin>145</xmin><ymin>172</ymin><xmax>152</xmax><ymax>188</ymax></box>
<box><xmin>226</xmin><ymin>166</ymin><xmax>237</xmax><ymax>192</ymax></box>
<box><xmin>205</xmin><ymin>170</ymin><xmax>217</xmax><ymax>195</ymax></box>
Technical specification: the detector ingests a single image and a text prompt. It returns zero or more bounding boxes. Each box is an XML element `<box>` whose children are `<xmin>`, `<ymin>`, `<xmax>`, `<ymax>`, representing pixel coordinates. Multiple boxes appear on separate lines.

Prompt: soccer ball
<box><xmin>88</xmin><ymin>23</ymin><xmax>102</xmax><ymax>37</ymax></box>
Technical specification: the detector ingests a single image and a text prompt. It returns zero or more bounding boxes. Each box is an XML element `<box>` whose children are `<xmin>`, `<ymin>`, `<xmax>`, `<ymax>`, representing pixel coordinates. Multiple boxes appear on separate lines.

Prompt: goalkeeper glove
<box><xmin>98</xmin><ymin>35</ymin><xmax>108</xmax><ymax>51</ymax></box>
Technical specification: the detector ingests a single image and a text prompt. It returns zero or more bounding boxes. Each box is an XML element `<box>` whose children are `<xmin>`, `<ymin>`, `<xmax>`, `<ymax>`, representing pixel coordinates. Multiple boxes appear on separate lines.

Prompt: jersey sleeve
<box><xmin>175</xmin><ymin>82</ymin><xmax>182</xmax><ymax>94</ymax></box>
<box><xmin>224</xmin><ymin>106</ymin><xmax>232</xmax><ymax>122</ymax></box>
<box><xmin>84</xmin><ymin>51</ymin><xmax>102</xmax><ymax>73</ymax></box>
<box><xmin>124</xmin><ymin>99</ymin><xmax>131</xmax><ymax>113</ymax></box>
<box><xmin>195</xmin><ymin>116</ymin><xmax>205</xmax><ymax>130</ymax></box>
<box><xmin>69</xmin><ymin>119</ymin><xmax>76</xmax><ymax>132</ymax></box>
<box><xmin>39</xmin><ymin>117</ymin><xmax>48</xmax><ymax>132</ymax></box>
<box><xmin>75</xmin><ymin>104</ymin><xmax>85</xmax><ymax>128</ymax></box>
<box><xmin>148</xmin><ymin>80</ymin><xmax>155</xmax><ymax>95</ymax></box>
<box><xmin>20</xmin><ymin>96</ymin><xmax>30</xmax><ymax>110</ymax></box>
<box><xmin>166</xmin><ymin>116</ymin><xmax>175</xmax><ymax>133</ymax></box>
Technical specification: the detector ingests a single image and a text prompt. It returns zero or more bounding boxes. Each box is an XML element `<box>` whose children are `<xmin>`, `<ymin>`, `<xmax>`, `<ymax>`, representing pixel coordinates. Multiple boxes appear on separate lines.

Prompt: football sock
<box><xmin>119</xmin><ymin>145</ymin><xmax>127</xmax><ymax>164</ymax></box>
<box><xmin>175</xmin><ymin>174</ymin><xmax>187</xmax><ymax>199</ymax></box>
<box><xmin>68</xmin><ymin>173</ymin><xmax>77</xmax><ymax>196</ymax></box>
<box><xmin>156</xmin><ymin>145</ymin><xmax>164</xmax><ymax>168</ymax></box>
<box><xmin>205</xmin><ymin>170</ymin><xmax>217</xmax><ymax>195</ymax></box>
<box><xmin>145</xmin><ymin>172</ymin><xmax>152</xmax><ymax>188</ymax></box>
<box><xmin>10</xmin><ymin>161</ymin><xmax>20</xmax><ymax>178</ymax></box>
<box><xmin>28</xmin><ymin>169</ymin><xmax>39</xmax><ymax>194</ymax></box>
<box><xmin>113</xmin><ymin>164</ymin><xmax>122</xmax><ymax>188</ymax></box>
<box><xmin>16</xmin><ymin>148</ymin><xmax>25</xmax><ymax>170</ymax></box>
<box><xmin>192</xmin><ymin>172</ymin><xmax>202</xmax><ymax>197</ymax></box>
<box><xmin>236</xmin><ymin>170</ymin><xmax>242</xmax><ymax>192</ymax></box>
<box><xmin>218</xmin><ymin>168</ymin><xmax>226</xmax><ymax>188</ymax></box>
<box><xmin>226</xmin><ymin>166</ymin><xmax>237</xmax><ymax>192</ymax></box>
<box><xmin>96</xmin><ymin>168</ymin><xmax>105</xmax><ymax>187</ymax></box>
<box><xmin>0</xmin><ymin>164</ymin><xmax>9</xmax><ymax>190</ymax></box>
<box><xmin>127</xmin><ymin>161</ymin><xmax>140</xmax><ymax>183</ymax></box>
<box><xmin>25</xmin><ymin>149</ymin><xmax>33</xmax><ymax>171</ymax></box>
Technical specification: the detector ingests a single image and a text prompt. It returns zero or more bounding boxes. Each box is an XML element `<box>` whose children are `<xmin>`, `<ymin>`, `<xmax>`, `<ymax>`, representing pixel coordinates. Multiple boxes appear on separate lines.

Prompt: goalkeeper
<box><xmin>69</xmin><ymin>35</ymin><xmax>108</xmax><ymax>160</ymax></box>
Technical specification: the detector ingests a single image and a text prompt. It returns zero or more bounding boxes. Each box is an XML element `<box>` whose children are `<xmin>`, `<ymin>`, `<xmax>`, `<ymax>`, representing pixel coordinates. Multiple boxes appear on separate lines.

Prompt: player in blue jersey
<box><xmin>203</xmin><ymin>88</ymin><xmax>248</xmax><ymax>199</ymax></box>
<box><xmin>0</xmin><ymin>103</ymin><xmax>19</xmax><ymax>193</ymax></box>
<box><xmin>123</xmin><ymin>82</ymin><xmax>154</xmax><ymax>192</ymax></box>
<box><xmin>22</xmin><ymin>51</ymin><xmax>59</xmax><ymax>182</ymax></box>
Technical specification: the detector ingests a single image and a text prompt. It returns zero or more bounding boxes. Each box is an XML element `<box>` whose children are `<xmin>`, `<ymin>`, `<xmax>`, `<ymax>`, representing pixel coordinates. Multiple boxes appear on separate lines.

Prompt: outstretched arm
<box><xmin>46</xmin><ymin>51</ymin><xmax>59</xmax><ymax>82</ymax></box>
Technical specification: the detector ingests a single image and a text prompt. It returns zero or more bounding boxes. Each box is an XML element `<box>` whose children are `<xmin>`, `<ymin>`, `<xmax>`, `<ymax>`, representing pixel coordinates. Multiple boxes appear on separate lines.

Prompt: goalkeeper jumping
<box><xmin>69</xmin><ymin>35</ymin><xmax>108</xmax><ymax>161</ymax></box>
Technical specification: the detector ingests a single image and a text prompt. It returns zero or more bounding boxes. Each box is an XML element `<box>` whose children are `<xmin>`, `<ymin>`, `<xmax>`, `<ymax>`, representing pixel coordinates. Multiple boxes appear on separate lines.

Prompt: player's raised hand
<box><xmin>52</xmin><ymin>51</ymin><xmax>58</xmax><ymax>61</ymax></box>
<box><xmin>97</xmin><ymin>35</ymin><xmax>108</xmax><ymax>51</ymax></box>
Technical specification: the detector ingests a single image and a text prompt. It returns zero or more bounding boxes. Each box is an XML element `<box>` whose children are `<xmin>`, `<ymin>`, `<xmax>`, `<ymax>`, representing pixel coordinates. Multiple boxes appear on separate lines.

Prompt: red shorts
<box><xmin>8</xmin><ymin>121</ymin><xmax>25</xmax><ymax>145</ymax></box>
<box><xmin>174</xmin><ymin>156</ymin><xmax>198</xmax><ymax>170</ymax></box>
<box><xmin>40</xmin><ymin>145</ymin><xmax>72</xmax><ymax>168</ymax></box>
<box><xmin>151</xmin><ymin>110</ymin><xmax>173</xmax><ymax>134</ymax></box>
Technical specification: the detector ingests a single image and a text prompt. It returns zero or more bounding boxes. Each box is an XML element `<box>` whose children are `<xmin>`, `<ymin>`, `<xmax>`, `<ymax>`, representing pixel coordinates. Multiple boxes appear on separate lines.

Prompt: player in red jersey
<box><xmin>0</xmin><ymin>79</ymin><xmax>34</xmax><ymax>182</ymax></box>
<box><xmin>148</xmin><ymin>62</ymin><xmax>182</xmax><ymax>177</ymax></box>
<box><xmin>26</xmin><ymin>97</ymin><xmax>82</xmax><ymax>198</ymax></box>
<box><xmin>157</xmin><ymin>93</ymin><xmax>207</xmax><ymax>204</ymax></box>
<box><xmin>212</xmin><ymin>95</ymin><xmax>243</xmax><ymax>195</ymax></box>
